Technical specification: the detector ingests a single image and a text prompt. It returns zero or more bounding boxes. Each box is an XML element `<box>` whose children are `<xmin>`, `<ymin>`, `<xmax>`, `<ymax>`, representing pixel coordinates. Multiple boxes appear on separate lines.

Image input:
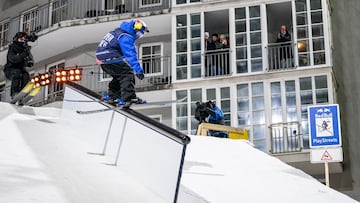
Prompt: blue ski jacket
<box><xmin>95</xmin><ymin>20</ymin><xmax>143</xmax><ymax>75</ymax></box>
<box><xmin>208</xmin><ymin>105</ymin><xmax>224</xmax><ymax>124</ymax></box>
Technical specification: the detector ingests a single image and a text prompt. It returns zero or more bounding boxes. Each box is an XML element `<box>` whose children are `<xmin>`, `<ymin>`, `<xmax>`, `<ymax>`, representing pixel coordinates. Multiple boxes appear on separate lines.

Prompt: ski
<box><xmin>10</xmin><ymin>81</ymin><xmax>35</xmax><ymax>104</ymax></box>
<box><xmin>19</xmin><ymin>85</ymin><xmax>42</xmax><ymax>105</ymax></box>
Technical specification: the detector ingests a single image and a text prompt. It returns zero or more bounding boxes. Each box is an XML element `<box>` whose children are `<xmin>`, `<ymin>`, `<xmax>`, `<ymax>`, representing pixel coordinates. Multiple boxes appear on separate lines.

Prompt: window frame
<box><xmin>139</xmin><ymin>0</ymin><xmax>162</xmax><ymax>8</ymax></box>
<box><xmin>139</xmin><ymin>42</ymin><xmax>164</xmax><ymax>77</ymax></box>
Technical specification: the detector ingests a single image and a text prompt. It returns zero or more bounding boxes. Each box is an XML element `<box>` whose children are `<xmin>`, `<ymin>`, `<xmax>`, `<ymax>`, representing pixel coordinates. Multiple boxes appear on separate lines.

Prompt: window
<box><xmin>175</xmin><ymin>86</ymin><xmax>230</xmax><ymax>134</ymax></box>
<box><xmin>52</xmin><ymin>0</ymin><xmax>68</xmax><ymax>25</ymax></box>
<box><xmin>0</xmin><ymin>21</ymin><xmax>9</xmax><ymax>47</ymax></box>
<box><xmin>220</xmin><ymin>87</ymin><xmax>231</xmax><ymax>126</ymax></box>
<box><xmin>271</xmin><ymin>82</ymin><xmax>282</xmax><ymax>123</ymax></box>
<box><xmin>140</xmin><ymin>0</ymin><xmax>161</xmax><ymax>7</ymax></box>
<box><xmin>190</xmin><ymin>14</ymin><xmax>201</xmax><ymax>78</ymax></box>
<box><xmin>237</xmin><ymin>82</ymin><xmax>265</xmax><ymax>151</ymax></box>
<box><xmin>140</xmin><ymin>43</ymin><xmax>163</xmax><ymax>76</ymax></box>
<box><xmin>295</xmin><ymin>0</ymin><xmax>326</xmax><ymax>66</ymax></box>
<box><xmin>299</xmin><ymin>75</ymin><xmax>328</xmax><ymax>149</ymax></box>
<box><xmin>22</xmin><ymin>9</ymin><xmax>40</xmax><ymax>32</ymax></box>
<box><xmin>105</xmin><ymin>0</ymin><xmax>123</xmax><ymax>9</ymax></box>
<box><xmin>176</xmin><ymin>90</ymin><xmax>188</xmax><ymax>134</ymax></box>
<box><xmin>175</xmin><ymin>0</ymin><xmax>200</xmax><ymax>5</ymax></box>
<box><xmin>235</xmin><ymin>6</ymin><xmax>263</xmax><ymax>74</ymax></box>
<box><xmin>175</xmin><ymin>14</ymin><xmax>188</xmax><ymax>80</ymax></box>
<box><xmin>315</xmin><ymin>75</ymin><xmax>328</xmax><ymax>103</ymax></box>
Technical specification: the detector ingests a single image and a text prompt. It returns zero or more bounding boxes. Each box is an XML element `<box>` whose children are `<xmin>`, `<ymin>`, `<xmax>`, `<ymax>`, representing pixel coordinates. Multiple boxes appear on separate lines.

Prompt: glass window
<box><xmin>176</xmin><ymin>28</ymin><xmax>187</xmax><ymax>40</ymax></box>
<box><xmin>22</xmin><ymin>9</ymin><xmax>40</xmax><ymax>32</ymax></box>
<box><xmin>310</xmin><ymin>0</ymin><xmax>322</xmax><ymax>10</ymax></box>
<box><xmin>191</xmin><ymin>14</ymin><xmax>200</xmax><ymax>25</ymax></box>
<box><xmin>191</xmin><ymin>88</ymin><xmax>202</xmax><ymax>102</ymax></box>
<box><xmin>176</xmin><ymin>0</ymin><xmax>186</xmax><ymax>4</ymax></box>
<box><xmin>238</xmin><ymin>98</ymin><xmax>249</xmax><ymax>111</ymax></box>
<box><xmin>249</xmin><ymin>6</ymin><xmax>260</xmax><ymax>18</ymax></box>
<box><xmin>235</xmin><ymin>21</ymin><xmax>246</xmax><ymax>33</ymax></box>
<box><xmin>176</xmin><ymin>15</ymin><xmax>187</xmax><ymax>27</ymax></box>
<box><xmin>237</xmin><ymin>84</ymin><xmax>249</xmax><ymax>97</ymax></box>
<box><xmin>252</xmin><ymin>82</ymin><xmax>264</xmax><ymax>96</ymax></box>
<box><xmin>300</xmin><ymin>77</ymin><xmax>312</xmax><ymax>90</ymax></box>
<box><xmin>238</xmin><ymin>112</ymin><xmax>250</xmax><ymax>125</ymax></box>
<box><xmin>272</xmin><ymin>95</ymin><xmax>281</xmax><ymax>108</ymax></box>
<box><xmin>236</xmin><ymin>33</ymin><xmax>247</xmax><ymax>46</ymax></box>
<box><xmin>140</xmin><ymin>44</ymin><xmax>162</xmax><ymax>75</ymax></box>
<box><xmin>206</xmin><ymin>88</ymin><xmax>216</xmax><ymax>101</ymax></box>
<box><xmin>296</xmin><ymin>0</ymin><xmax>307</xmax><ymax>12</ymax></box>
<box><xmin>235</xmin><ymin>7</ymin><xmax>246</xmax><ymax>19</ymax></box>
<box><xmin>176</xmin><ymin>41</ymin><xmax>187</xmax><ymax>53</ymax></box>
<box><xmin>311</xmin><ymin>11</ymin><xmax>323</xmax><ymax>24</ymax></box>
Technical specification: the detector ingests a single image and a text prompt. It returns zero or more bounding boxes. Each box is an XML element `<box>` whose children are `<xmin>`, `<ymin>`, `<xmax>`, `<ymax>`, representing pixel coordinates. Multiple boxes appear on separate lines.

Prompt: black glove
<box><xmin>136</xmin><ymin>73</ymin><xmax>145</xmax><ymax>80</ymax></box>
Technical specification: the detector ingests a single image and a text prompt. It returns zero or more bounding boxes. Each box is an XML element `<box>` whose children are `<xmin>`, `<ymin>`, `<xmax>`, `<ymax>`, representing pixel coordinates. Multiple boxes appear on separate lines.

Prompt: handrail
<box><xmin>65</xmin><ymin>80</ymin><xmax>190</xmax><ymax>144</ymax></box>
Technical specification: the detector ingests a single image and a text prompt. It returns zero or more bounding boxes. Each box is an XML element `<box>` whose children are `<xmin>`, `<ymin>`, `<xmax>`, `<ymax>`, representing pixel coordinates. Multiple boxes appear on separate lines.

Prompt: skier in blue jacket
<box><xmin>96</xmin><ymin>19</ymin><xmax>149</xmax><ymax>103</ymax></box>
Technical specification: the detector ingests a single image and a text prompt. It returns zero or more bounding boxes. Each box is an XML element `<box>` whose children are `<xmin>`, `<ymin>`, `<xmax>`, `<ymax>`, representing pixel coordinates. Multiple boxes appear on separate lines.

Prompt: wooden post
<box><xmin>325</xmin><ymin>160</ymin><xmax>330</xmax><ymax>187</ymax></box>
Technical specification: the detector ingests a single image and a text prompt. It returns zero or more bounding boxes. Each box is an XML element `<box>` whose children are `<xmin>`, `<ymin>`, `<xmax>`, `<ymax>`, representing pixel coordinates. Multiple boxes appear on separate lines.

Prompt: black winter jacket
<box><xmin>5</xmin><ymin>41</ymin><xmax>30</xmax><ymax>70</ymax></box>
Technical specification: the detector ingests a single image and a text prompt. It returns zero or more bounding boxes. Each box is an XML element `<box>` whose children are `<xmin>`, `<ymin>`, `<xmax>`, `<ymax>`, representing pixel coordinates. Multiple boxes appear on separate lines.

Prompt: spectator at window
<box><xmin>276</xmin><ymin>25</ymin><xmax>293</xmax><ymax>68</ymax></box>
<box><xmin>219</xmin><ymin>34</ymin><xmax>229</xmax><ymax>49</ymax></box>
<box><xmin>210</xmin><ymin>33</ymin><xmax>222</xmax><ymax>50</ymax></box>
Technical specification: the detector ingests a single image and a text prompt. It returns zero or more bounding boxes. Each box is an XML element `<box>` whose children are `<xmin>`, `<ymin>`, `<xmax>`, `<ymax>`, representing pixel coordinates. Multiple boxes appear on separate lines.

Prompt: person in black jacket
<box><xmin>276</xmin><ymin>25</ymin><xmax>292</xmax><ymax>68</ymax></box>
<box><xmin>3</xmin><ymin>32</ymin><xmax>34</xmax><ymax>98</ymax></box>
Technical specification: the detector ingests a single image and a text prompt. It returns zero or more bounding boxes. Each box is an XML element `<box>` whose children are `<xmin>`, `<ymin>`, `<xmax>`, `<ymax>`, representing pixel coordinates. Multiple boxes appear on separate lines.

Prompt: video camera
<box><xmin>25</xmin><ymin>32</ymin><xmax>38</xmax><ymax>42</ymax></box>
<box><xmin>195</xmin><ymin>101</ymin><xmax>212</xmax><ymax>123</ymax></box>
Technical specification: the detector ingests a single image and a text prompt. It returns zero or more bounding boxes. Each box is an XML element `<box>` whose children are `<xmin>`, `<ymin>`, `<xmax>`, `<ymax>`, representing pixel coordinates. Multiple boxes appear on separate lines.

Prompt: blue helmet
<box><xmin>133</xmin><ymin>19</ymin><xmax>149</xmax><ymax>39</ymax></box>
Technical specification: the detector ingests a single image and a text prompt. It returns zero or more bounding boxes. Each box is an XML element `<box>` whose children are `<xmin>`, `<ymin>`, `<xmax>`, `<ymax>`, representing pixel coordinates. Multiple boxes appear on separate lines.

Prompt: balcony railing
<box><xmin>204</xmin><ymin>49</ymin><xmax>231</xmax><ymax>77</ymax></box>
<box><xmin>0</xmin><ymin>0</ymin><xmax>170</xmax><ymax>49</ymax></box>
<box><xmin>268</xmin><ymin>42</ymin><xmax>295</xmax><ymax>71</ymax></box>
<box><xmin>269</xmin><ymin>122</ymin><xmax>302</xmax><ymax>154</ymax></box>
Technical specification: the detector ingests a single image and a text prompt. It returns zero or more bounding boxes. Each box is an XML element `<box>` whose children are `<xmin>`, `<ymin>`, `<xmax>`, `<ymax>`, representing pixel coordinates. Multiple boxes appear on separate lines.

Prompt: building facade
<box><xmin>0</xmin><ymin>0</ymin><xmax>358</xmax><ymax>200</ymax></box>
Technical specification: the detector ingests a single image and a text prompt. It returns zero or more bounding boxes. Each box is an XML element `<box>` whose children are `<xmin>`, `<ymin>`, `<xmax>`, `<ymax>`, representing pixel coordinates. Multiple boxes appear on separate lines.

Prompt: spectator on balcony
<box><xmin>219</xmin><ymin>34</ymin><xmax>229</xmax><ymax>49</ymax></box>
<box><xmin>276</xmin><ymin>25</ymin><xmax>292</xmax><ymax>68</ymax></box>
<box><xmin>210</xmin><ymin>33</ymin><xmax>222</xmax><ymax>50</ymax></box>
<box><xmin>204</xmin><ymin>32</ymin><xmax>211</xmax><ymax>50</ymax></box>
<box><xmin>218</xmin><ymin>34</ymin><xmax>230</xmax><ymax>75</ymax></box>
<box><xmin>206</xmin><ymin>33</ymin><xmax>222</xmax><ymax>76</ymax></box>
<box><xmin>96</xmin><ymin>19</ymin><xmax>149</xmax><ymax>104</ymax></box>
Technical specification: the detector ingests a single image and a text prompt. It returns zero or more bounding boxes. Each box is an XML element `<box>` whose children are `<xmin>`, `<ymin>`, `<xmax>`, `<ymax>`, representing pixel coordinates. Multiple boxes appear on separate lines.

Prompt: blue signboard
<box><xmin>308</xmin><ymin>104</ymin><xmax>342</xmax><ymax>148</ymax></box>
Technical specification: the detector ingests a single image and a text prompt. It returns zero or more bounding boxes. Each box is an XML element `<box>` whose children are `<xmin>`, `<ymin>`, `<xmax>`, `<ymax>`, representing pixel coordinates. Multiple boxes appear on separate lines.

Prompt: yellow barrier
<box><xmin>196</xmin><ymin>123</ymin><xmax>248</xmax><ymax>140</ymax></box>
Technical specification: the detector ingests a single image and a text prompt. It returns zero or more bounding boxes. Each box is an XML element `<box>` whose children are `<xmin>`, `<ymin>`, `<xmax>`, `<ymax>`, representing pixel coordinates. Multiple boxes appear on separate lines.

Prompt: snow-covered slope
<box><xmin>0</xmin><ymin>102</ymin><xmax>358</xmax><ymax>203</ymax></box>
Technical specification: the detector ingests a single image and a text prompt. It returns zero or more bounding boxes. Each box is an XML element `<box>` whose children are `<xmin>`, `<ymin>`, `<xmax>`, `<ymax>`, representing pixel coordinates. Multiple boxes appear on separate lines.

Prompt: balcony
<box><xmin>204</xmin><ymin>49</ymin><xmax>230</xmax><ymax>77</ymax></box>
<box><xmin>267</xmin><ymin>42</ymin><xmax>295</xmax><ymax>71</ymax></box>
<box><xmin>269</xmin><ymin>122</ymin><xmax>302</xmax><ymax>154</ymax></box>
<box><xmin>0</xmin><ymin>0</ymin><xmax>171</xmax><ymax>49</ymax></box>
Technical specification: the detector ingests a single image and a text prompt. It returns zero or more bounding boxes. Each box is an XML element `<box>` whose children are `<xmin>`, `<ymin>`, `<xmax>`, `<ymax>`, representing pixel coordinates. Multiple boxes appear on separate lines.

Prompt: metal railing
<box><xmin>268</xmin><ymin>42</ymin><xmax>294</xmax><ymax>71</ymax></box>
<box><xmin>204</xmin><ymin>49</ymin><xmax>231</xmax><ymax>77</ymax></box>
<box><xmin>0</xmin><ymin>0</ymin><xmax>171</xmax><ymax>49</ymax></box>
<box><xmin>269</xmin><ymin>121</ymin><xmax>302</xmax><ymax>154</ymax></box>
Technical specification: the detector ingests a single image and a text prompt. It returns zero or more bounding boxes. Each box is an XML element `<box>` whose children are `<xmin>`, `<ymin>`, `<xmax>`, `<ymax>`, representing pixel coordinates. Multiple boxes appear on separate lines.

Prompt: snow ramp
<box><xmin>61</xmin><ymin>81</ymin><xmax>190</xmax><ymax>203</ymax></box>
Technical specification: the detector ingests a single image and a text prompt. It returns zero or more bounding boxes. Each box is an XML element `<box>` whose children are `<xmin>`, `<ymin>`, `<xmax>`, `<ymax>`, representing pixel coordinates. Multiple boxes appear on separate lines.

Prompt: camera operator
<box><xmin>3</xmin><ymin>32</ymin><xmax>37</xmax><ymax>98</ymax></box>
<box><xmin>195</xmin><ymin>100</ymin><xmax>228</xmax><ymax>138</ymax></box>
